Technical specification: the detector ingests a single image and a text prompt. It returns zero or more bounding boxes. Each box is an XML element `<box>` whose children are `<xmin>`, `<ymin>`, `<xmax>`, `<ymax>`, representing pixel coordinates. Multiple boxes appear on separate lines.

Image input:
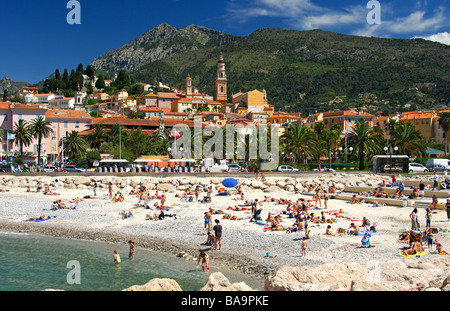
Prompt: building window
<box><xmin>64</xmin><ymin>121</ymin><xmax>68</xmax><ymax>128</ymax></box>
<box><xmin>76</xmin><ymin>121</ymin><xmax>79</xmax><ymax>128</ymax></box>
<box><xmin>3</xmin><ymin>114</ymin><xmax>7</xmax><ymax>122</ymax></box>
<box><xmin>18</xmin><ymin>114</ymin><xmax>23</xmax><ymax>120</ymax></box>
<box><xmin>52</xmin><ymin>121</ymin><xmax>56</xmax><ymax>127</ymax></box>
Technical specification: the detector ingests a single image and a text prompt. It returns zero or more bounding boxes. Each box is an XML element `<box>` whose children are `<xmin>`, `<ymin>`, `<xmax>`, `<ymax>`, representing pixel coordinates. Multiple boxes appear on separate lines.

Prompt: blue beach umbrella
<box><xmin>222</xmin><ymin>178</ymin><xmax>238</xmax><ymax>188</ymax></box>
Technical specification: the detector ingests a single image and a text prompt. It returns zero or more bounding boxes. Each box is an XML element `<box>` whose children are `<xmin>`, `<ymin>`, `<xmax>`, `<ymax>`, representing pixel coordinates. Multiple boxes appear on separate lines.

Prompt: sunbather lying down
<box><xmin>222</xmin><ymin>214</ymin><xmax>244</xmax><ymax>220</ymax></box>
<box><xmin>26</xmin><ymin>215</ymin><xmax>47</xmax><ymax>221</ymax></box>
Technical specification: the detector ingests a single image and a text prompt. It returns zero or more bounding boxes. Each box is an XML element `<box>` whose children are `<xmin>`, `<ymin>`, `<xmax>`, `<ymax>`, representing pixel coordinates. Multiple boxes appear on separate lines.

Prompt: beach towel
<box><xmin>23</xmin><ymin>216</ymin><xmax>53</xmax><ymax>223</ymax></box>
<box><xmin>396</xmin><ymin>251</ymin><xmax>428</xmax><ymax>258</ymax></box>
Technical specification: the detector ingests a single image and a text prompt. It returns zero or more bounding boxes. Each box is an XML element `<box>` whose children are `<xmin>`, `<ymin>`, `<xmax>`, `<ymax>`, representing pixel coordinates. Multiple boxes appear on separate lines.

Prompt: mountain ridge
<box><xmin>90</xmin><ymin>23</ymin><xmax>238</xmax><ymax>74</ymax></box>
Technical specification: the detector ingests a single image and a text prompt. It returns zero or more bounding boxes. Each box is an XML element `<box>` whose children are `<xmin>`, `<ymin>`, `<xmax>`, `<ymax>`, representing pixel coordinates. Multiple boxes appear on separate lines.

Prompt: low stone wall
<box><xmin>0</xmin><ymin>173</ymin><xmax>395</xmax><ymax>194</ymax></box>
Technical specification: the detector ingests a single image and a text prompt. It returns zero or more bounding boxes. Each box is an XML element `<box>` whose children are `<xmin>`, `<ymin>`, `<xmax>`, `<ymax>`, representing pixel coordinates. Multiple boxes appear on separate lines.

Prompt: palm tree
<box><xmin>12</xmin><ymin>119</ymin><xmax>33</xmax><ymax>160</ymax></box>
<box><xmin>28</xmin><ymin>116</ymin><xmax>53</xmax><ymax>166</ymax></box>
<box><xmin>60</xmin><ymin>131</ymin><xmax>87</xmax><ymax>160</ymax></box>
<box><xmin>347</xmin><ymin>118</ymin><xmax>379</xmax><ymax>170</ymax></box>
<box><xmin>438</xmin><ymin>112</ymin><xmax>450</xmax><ymax>156</ymax></box>
<box><xmin>390</xmin><ymin>122</ymin><xmax>426</xmax><ymax>157</ymax></box>
<box><xmin>86</xmin><ymin>124</ymin><xmax>109</xmax><ymax>150</ymax></box>
<box><xmin>281</xmin><ymin>123</ymin><xmax>315</xmax><ymax>164</ymax></box>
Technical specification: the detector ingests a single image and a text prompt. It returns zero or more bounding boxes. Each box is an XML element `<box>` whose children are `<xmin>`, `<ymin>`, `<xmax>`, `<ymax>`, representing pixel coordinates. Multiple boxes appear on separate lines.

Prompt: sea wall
<box><xmin>0</xmin><ymin>172</ymin><xmax>411</xmax><ymax>193</ymax></box>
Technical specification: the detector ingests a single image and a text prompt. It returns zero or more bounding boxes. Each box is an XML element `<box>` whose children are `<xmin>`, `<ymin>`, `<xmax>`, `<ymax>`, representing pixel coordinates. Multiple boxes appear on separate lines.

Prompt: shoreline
<box><xmin>0</xmin><ymin>220</ymin><xmax>276</xmax><ymax>279</ymax></box>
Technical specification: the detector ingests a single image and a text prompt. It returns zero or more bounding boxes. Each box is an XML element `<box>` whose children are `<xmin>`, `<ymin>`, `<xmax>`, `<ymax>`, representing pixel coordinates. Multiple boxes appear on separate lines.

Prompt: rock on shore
<box><xmin>264</xmin><ymin>257</ymin><xmax>450</xmax><ymax>291</ymax></box>
<box><xmin>0</xmin><ymin>172</ymin><xmax>414</xmax><ymax>193</ymax></box>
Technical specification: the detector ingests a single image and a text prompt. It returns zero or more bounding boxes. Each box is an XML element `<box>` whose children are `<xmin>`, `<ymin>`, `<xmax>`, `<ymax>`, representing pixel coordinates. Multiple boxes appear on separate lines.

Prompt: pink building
<box><xmin>45</xmin><ymin>109</ymin><xmax>93</xmax><ymax>162</ymax></box>
<box><xmin>0</xmin><ymin>103</ymin><xmax>47</xmax><ymax>160</ymax></box>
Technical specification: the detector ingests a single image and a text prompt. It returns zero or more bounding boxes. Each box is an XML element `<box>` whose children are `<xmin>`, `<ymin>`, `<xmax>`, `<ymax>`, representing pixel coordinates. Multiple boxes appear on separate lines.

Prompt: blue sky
<box><xmin>1</xmin><ymin>0</ymin><xmax>448</xmax><ymax>84</ymax></box>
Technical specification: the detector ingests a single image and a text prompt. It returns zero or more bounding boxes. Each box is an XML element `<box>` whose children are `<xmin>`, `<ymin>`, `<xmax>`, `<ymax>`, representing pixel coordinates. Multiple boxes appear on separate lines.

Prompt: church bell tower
<box><xmin>215</xmin><ymin>52</ymin><xmax>227</xmax><ymax>103</ymax></box>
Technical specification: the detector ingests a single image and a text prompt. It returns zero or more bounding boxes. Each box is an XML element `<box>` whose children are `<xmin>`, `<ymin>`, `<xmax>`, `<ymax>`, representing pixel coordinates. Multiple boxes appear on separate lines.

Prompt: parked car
<box><xmin>41</xmin><ymin>166</ymin><xmax>57</xmax><ymax>173</ymax></box>
<box><xmin>430</xmin><ymin>164</ymin><xmax>450</xmax><ymax>172</ymax></box>
<box><xmin>408</xmin><ymin>163</ymin><xmax>429</xmax><ymax>173</ymax></box>
<box><xmin>277</xmin><ymin>165</ymin><xmax>299</xmax><ymax>172</ymax></box>
<box><xmin>227</xmin><ymin>164</ymin><xmax>243</xmax><ymax>172</ymax></box>
<box><xmin>64</xmin><ymin>165</ymin><xmax>87</xmax><ymax>172</ymax></box>
<box><xmin>426</xmin><ymin>158</ymin><xmax>450</xmax><ymax>170</ymax></box>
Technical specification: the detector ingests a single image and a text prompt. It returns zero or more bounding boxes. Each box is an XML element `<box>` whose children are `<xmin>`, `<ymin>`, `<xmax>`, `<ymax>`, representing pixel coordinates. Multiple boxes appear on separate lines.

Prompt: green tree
<box><xmin>28</xmin><ymin>116</ymin><xmax>53</xmax><ymax>166</ymax></box>
<box><xmin>95</xmin><ymin>74</ymin><xmax>106</xmax><ymax>90</ymax></box>
<box><xmin>86</xmin><ymin>124</ymin><xmax>109</xmax><ymax>150</ymax></box>
<box><xmin>112</xmin><ymin>70</ymin><xmax>131</xmax><ymax>90</ymax></box>
<box><xmin>60</xmin><ymin>131</ymin><xmax>88</xmax><ymax>160</ymax></box>
<box><xmin>84</xmin><ymin>65</ymin><xmax>95</xmax><ymax>82</ymax></box>
<box><xmin>2</xmin><ymin>89</ymin><xmax>8</xmax><ymax>101</ymax></box>
<box><xmin>281</xmin><ymin>123</ymin><xmax>315</xmax><ymax>164</ymax></box>
<box><xmin>13</xmin><ymin>119</ymin><xmax>33</xmax><ymax>159</ymax></box>
<box><xmin>390</xmin><ymin>122</ymin><xmax>426</xmax><ymax>157</ymax></box>
<box><xmin>62</xmin><ymin>69</ymin><xmax>70</xmax><ymax>90</ymax></box>
<box><xmin>347</xmin><ymin>118</ymin><xmax>379</xmax><ymax>170</ymax></box>
<box><xmin>438</xmin><ymin>112</ymin><xmax>450</xmax><ymax>156</ymax></box>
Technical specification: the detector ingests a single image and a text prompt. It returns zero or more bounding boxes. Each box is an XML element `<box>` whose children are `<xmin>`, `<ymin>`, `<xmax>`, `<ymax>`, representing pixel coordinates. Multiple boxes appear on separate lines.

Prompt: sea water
<box><xmin>0</xmin><ymin>232</ymin><xmax>263</xmax><ymax>291</ymax></box>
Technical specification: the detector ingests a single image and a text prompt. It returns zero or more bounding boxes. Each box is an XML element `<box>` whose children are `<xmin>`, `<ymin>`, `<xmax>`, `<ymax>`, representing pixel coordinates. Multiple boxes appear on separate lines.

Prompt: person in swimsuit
<box><xmin>108</xmin><ymin>182</ymin><xmax>113</xmax><ymax>200</ymax></box>
<box><xmin>213</xmin><ymin>219</ymin><xmax>222</xmax><ymax>250</ymax></box>
<box><xmin>301</xmin><ymin>237</ymin><xmax>307</xmax><ymax>257</ymax></box>
<box><xmin>128</xmin><ymin>240</ymin><xmax>136</xmax><ymax>260</ymax></box>
<box><xmin>203</xmin><ymin>210</ymin><xmax>212</xmax><ymax>235</ymax></box>
<box><xmin>402</xmin><ymin>241</ymin><xmax>422</xmax><ymax>256</ymax></box>
<box><xmin>197</xmin><ymin>251</ymin><xmax>210</xmax><ymax>272</ymax></box>
<box><xmin>114</xmin><ymin>250</ymin><xmax>121</xmax><ymax>264</ymax></box>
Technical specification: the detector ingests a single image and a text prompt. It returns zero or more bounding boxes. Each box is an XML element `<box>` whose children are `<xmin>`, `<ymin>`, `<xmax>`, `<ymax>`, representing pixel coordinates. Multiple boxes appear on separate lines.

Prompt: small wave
<box><xmin>0</xmin><ymin>231</ymin><xmax>29</xmax><ymax>236</ymax></box>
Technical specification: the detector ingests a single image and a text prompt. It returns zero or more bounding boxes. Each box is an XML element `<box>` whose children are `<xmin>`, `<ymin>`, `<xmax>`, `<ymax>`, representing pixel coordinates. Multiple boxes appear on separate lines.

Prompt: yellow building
<box><xmin>399</xmin><ymin>111</ymin><xmax>437</xmax><ymax>140</ymax></box>
<box><xmin>171</xmin><ymin>97</ymin><xmax>222</xmax><ymax>114</ymax></box>
<box><xmin>231</xmin><ymin>89</ymin><xmax>274</xmax><ymax>115</ymax></box>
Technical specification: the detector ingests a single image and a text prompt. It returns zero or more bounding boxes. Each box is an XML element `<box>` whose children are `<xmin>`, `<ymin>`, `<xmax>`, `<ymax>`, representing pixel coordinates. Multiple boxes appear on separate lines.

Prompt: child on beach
<box><xmin>301</xmin><ymin>237</ymin><xmax>307</xmax><ymax>257</ymax></box>
<box><xmin>114</xmin><ymin>250</ymin><xmax>121</xmax><ymax>264</ymax></box>
<box><xmin>128</xmin><ymin>240</ymin><xmax>136</xmax><ymax>260</ymax></box>
<box><xmin>197</xmin><ymin>251</ymin><xmax>210</xmax><ymax>272</ymax></box>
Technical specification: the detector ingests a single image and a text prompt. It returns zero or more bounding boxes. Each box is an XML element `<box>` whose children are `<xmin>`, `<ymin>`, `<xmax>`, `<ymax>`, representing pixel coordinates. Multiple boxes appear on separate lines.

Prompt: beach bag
<box><xmin>337</xmin><ymin>228</ymin><xmax>346</xmax><ymax>234</ymax></box>
<box><xmin>370</xmin><ymin>225</ymin><xmax>376</xmax><ymax>232</ymax></box>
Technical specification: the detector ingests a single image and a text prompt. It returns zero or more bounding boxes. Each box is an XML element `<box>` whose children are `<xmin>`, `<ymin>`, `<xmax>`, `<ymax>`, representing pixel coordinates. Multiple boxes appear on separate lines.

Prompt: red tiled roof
<box><xmin>45</xmin><ymin>109</ymin><xmax>93</xmax><ymax>120</ymax></box>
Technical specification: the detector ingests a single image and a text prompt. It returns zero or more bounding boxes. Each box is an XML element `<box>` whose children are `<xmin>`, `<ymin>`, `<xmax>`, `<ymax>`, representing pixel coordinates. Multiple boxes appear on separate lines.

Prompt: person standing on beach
<box><xmin>213</xmin><ymin>219</ymin><xmax>222</xmax><ymax>250</ymax></box>
<box><xmin>425</xmin><ymin>207</ymin><xmax>432</xmax><ymax>229</ymax></box>
<box><xmin>93</xmin><ymin>182</ymin><xmax>98</xmax><ymax>197</ymax></box>
<box><xmin>109</xmin><ymin>182</ymin><xmax>113</xmax><ymax>200</ymax></box>
<box><xmin>208</xmin><ymin>186</ymin><xmax>213</xmax><ymax>203</ymax></box>
<box><xmin>203</xmin><ymin>210</ymin><xmax>212</xmax><ymax>235</ymax></box>
<box><xmin>301</xmin><ymin>237</ymin><xmax>307</xmax><ymax>257</ymax></box>
<box><xmin>128</xmin><ymin>240</ymin><xmax>136</xmax><ymax>260</ymax></box>
<box><xmin>114</xmin><ymin>250</ymin><xmax>121</xmax><ymax>264</ymax></box>
<box><xmin>410</xmin><ymin>208</ymin><xmax>420</xmax><ymax>231</ymax></box>
<box><xmin>433</xmin><ymin>171</ymin><xmax>439</xmax><ymax>191</ymax></box>
<box><xmin>446</xmin><ymin>199</ymin><xmax>450</xmax><ymax>221</ymax></box>
<box><xmin>195</xmin><ymin>186</ymin><xmax>200</xmax><ymax>202</ymax></box>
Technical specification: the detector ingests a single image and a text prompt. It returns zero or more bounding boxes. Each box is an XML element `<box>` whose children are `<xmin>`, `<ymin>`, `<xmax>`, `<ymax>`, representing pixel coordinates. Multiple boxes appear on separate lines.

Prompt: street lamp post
<box><xmin>338</xmin><ymin>134</ymin><xmax>353</xmax><ymax>172</ymax></box>
<box><xmin>384</xmin><ymin>145</ymin><xmax>399</xmax><ymax>174</ymax></box>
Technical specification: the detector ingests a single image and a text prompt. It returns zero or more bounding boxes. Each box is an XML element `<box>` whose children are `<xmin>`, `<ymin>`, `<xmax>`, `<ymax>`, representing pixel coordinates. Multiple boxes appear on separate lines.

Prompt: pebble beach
<box><xmin>1</xmin><ymin>172</ymin><xmax>449</xmax><ymax>288</ymax></box>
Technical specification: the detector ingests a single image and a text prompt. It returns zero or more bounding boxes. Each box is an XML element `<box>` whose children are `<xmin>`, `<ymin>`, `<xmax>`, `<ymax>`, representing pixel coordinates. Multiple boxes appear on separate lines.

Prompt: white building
<box><xmin>34</xmin><ymin>93</ymin><xmax>55</xmax><ymax>104</ymax></box>
<box><xmin>23</xmin><ymin>93</ymin><xmax>38</xmax><ymax>104</ymax></box>
<box><xmin>48</xmin><ymin>96</ymin><xmax>75</xmax><ymax>109</ymax></box>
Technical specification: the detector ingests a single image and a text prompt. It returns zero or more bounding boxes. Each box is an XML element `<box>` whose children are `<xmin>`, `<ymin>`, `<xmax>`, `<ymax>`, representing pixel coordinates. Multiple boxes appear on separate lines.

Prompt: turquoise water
<box><xmin>0</xmin><ymin>232</ymin><xmax>263</xmax><ymax>291</ymax></box>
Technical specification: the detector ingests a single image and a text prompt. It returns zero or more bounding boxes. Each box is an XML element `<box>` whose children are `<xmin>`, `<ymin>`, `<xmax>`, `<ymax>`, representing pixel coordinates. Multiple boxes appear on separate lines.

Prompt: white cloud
<box><xmin>225</xmin><ymin>0</ymin><xmax>448</xmax><ymax>38</ymax></box>
<box><xmin>415</xmin><ymin>32</ymin><xmax>450</xmax><ymax>45</ymax></box>
<box><xmin>353</xmin><ymin>8</ymin><xmax>446</xmax><ymax>38</ymax></box>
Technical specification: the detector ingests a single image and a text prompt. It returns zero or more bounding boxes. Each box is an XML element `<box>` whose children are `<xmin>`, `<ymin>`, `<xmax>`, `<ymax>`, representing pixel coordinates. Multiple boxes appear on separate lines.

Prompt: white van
<box><xmin>426</xmin><ymin>158</ymin><xmax>450</xmax><ymax>170</ymax></box>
